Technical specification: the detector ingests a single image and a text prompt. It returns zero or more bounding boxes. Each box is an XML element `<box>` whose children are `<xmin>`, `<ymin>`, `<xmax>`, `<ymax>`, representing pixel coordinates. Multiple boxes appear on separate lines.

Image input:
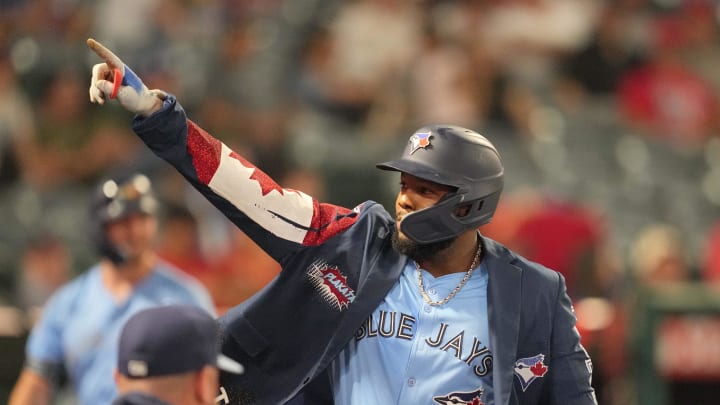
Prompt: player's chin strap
<box><xmin>96</xmin><ymin>232</ymin><xmax>130</xmax><ymax>266</ymax></box>
<box><xmin>88</xmin><ymin>218</ymin><xmax>129</xmax><ymax>266</ymax></box>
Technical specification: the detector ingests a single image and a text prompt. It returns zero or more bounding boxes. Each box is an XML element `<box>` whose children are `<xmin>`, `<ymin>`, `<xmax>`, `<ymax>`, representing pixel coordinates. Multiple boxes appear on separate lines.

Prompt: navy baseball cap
<box><xmin>117</xmin><ymin>305</ymin><xmax>244</xmax><ymax>378</ymax></box>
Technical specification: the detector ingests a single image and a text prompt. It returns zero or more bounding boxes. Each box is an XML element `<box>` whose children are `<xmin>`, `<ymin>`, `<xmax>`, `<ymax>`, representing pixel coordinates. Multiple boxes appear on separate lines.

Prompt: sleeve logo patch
<box><xmin>307</xmin><ymin>260</ymin><xmax>356</xmax><ymax>311</ymax></box>
<box><xmin>514</xmin><ymin>354</ymin><xmax>548</xmax><ymax>391</ymax></box>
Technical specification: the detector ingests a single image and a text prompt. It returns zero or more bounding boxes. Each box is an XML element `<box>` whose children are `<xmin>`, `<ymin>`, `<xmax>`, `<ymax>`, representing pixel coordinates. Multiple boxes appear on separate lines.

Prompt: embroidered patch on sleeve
<box><xmin>307</xmin><ymin>260</ymin><xmax>356</xmax><ymax>311</ymax></box>
<box><xmin>514</xmin><ymin>354</ymin><xmax>548</xmax><ymax>391</ymax></box>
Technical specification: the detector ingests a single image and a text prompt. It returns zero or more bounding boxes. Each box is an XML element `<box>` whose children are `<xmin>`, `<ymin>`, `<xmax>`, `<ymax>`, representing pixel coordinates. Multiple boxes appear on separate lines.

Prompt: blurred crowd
<box><xmin>2</xmin><ymin>0</ymin><xmax>720</xmax><ymax>404</ymax></box>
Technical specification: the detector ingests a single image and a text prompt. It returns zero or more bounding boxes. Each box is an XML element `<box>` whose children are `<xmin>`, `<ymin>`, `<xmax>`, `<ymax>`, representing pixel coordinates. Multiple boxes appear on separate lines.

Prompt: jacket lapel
<box><xmin>314</xmin><ymin>242</ymin><xmax>406</xmax><ymax>374</ymax></box>
<box><xmin>483</xmin><ymin>237</ymin><xmax>522</xmax><ymax>405</ymax></box>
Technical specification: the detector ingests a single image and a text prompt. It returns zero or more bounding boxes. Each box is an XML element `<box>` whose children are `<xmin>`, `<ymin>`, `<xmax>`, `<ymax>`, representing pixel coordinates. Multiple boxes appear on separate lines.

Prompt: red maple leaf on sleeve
<box><xmin>530</xmin><ymin>362</ymin><xmax>548</xmax><ymax>377</ymax></box>
<box><xmin>229</xmin><ymin>151</ymin><xmax>286</xmax><ymax>196</ymax></box>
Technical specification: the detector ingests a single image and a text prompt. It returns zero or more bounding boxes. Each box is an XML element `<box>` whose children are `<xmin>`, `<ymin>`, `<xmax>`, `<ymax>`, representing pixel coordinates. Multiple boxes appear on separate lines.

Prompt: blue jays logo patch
<box><xmin>307</xmin><ymin>260</ymin><xmax>356</xmax><ymax>311</ymax></box>
<box><xmin>433</xmin><ymin>387</ymin><xmax>485</xmax><ymax>405</ymax></box>
<box><xmin>514</xmin><ymin>354</ymin><xmax>549</xmax><ymax>391</ymax></box>
<box><xmin>409</xmin><ymin>131</ymin><xmax>432</xmax><ymax>154</ymax></box>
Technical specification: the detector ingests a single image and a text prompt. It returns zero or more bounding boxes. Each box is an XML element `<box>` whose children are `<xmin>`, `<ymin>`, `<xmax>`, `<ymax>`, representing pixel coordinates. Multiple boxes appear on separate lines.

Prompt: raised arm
<box><xmin>86</xmin><ymin>39</ymin><xmax>360</xmax><ymax>261</ymax></box>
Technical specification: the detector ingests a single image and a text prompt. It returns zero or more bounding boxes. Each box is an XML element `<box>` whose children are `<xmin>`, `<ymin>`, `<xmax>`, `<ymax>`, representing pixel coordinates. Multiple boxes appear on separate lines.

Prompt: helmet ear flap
<box><xmin>400</xmin><ymin>191</ymin><xmax>501</xmax><ymax>244</ymax></box>
<box><xmin>399</xmin><ymin>195</ymin><xmax>463</xmax><ymax>244</ymax></box>
<box><xmin>398</xmin><ymin>193</ymin><xmax>474</xmax><ymax>244</ymax></box>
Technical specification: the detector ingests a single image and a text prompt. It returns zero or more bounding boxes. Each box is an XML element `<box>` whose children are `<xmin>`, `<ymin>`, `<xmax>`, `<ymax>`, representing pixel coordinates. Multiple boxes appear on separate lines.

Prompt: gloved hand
<box><xmin>87</xmin><ymin>38</ymin><xmax>166</xmax><ymax>117</ymax></box>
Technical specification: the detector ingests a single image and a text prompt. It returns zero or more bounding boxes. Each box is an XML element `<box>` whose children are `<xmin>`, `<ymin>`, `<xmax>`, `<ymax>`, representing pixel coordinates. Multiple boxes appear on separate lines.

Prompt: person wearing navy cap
<box><xmin>113</xmin><ymin>305</ymin><xmax>243</xmax><ymax>405</ymax></box>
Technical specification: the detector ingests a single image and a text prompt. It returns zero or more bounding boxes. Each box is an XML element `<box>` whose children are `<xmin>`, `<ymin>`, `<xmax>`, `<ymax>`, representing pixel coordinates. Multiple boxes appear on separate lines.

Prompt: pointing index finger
<box><xmin>86</xmin><ymin>38</ymin><xmax>123</xmax><ymax>71</ymax></box>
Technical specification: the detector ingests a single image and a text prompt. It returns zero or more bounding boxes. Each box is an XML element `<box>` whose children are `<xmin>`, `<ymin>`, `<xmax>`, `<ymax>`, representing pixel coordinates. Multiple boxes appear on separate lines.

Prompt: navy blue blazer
<box><xmin>132</xmin><ymin>97</ymin><xmax>597</xmax><ymax>405</ymax></box>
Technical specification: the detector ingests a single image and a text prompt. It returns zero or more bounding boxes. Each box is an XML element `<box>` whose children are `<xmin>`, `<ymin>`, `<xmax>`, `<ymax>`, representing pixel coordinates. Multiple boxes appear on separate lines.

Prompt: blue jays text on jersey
<box><xmin>355</xmin><ymin>313</ymin><xmax>493</xmax><ymax>377</ymax></box>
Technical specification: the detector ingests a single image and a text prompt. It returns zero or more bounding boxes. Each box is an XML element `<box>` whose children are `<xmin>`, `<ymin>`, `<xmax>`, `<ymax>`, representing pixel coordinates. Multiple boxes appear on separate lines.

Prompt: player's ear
<box><xmin>113</xmin><ymin>368</ymin><xmax>126</xmax><ymax>392</ymax></box>
<box><xmin>194</xmin><ymin>365</ymin><xmax>219</xmax><ymax>404</ymax></box>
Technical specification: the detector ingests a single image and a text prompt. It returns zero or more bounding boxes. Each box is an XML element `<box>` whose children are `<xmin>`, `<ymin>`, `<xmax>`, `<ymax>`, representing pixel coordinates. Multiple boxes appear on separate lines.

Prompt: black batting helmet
<box><xmin>90</xmin><ymin>173</ymin><xmax>158</xmax><ymax>264</ymax></box>
<box><xmin>376</xmin><ymin>125</ymin><xmax>504</xmax><ymax>244</ymax></box>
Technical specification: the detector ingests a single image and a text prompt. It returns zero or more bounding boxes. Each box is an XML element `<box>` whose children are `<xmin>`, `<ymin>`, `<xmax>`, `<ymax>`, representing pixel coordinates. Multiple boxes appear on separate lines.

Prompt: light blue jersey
<box><xmin>330</xmin><ymin>260</ymin><xmax>494</xmax><ymax>405</ymax></box>
<box><xmin>25</xmin><ymin>261</ymin><xmax>215</xmax><ymax>405</ymax></box>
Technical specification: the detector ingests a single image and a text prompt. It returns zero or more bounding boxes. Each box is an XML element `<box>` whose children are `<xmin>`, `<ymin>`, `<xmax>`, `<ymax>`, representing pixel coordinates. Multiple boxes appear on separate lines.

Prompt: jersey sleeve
<box><xmin>24</xmin><ymin>288</ymin><xmax>71</xmax><ymax>383</ymax></box>
<box><xmin>132</xmin><ymin>96</ymin><xmax>360</xmax><ymax>261</ymax></box>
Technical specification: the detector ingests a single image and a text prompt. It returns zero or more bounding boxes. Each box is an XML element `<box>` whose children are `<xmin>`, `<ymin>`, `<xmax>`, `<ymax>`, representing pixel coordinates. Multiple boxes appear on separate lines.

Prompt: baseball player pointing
<box><xmin>88</xmin><ymin>38</ymin><xmax>597</xmax><ymax>405</ymax></box>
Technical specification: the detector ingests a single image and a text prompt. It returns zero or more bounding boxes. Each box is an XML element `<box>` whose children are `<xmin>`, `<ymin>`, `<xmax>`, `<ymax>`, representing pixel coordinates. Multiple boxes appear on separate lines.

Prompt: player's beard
<box><xmin>391</xmin><ymin>226</ymin><xmax>456</xmax><ymax>263</ymax></box>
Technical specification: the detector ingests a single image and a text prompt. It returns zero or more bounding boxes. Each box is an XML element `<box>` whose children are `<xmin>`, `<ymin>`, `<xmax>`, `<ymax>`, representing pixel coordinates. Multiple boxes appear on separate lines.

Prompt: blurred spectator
<box><xmin>209</xmin><ymin>227</ymin><xmax>281</xmax><ymax>314</ymax></box>
<box><xmin>0</xmin><ymin>50</ymin><xmax>34</xmax><ymax>188</ymax></box>
<box><xmin>479</xmin><ymin>0</ymin><xmax>600</xmax><ymax>87</ymax></box>
<box><xmin>329</xmin><ymin>0</ymin><xmax>422</xmax><ymax>96</ymax></box>
<box><xmin>20</xmin><ymin>68</ymin><xmax>140</xmax><ymax>189</ymax></box>
<box><xmin>626</xmin><ymin>222</ymin><xmax>699</xmax><ymax>405</ymax></box>
<box><xmin>700</xmin><ymin>219</ymin><xmax>720</xmax><ymax>285</ymax></box>
<box><xmin>154</xmin><ymin>198</ymin><xmax>263</xmax><ymax>314</ymax></box>
<box><xmin>9</xmin><ymin>0</ymin><xmax>93</xmax><ymax>101</ymax></box>
<box><xmin>629</xmin><ymin>223</ymin><xmax>692</xmax><ymax>287</ymax></box>
<box><xmin>281</xmin><ymin>165</ymin><xmax>327</xmax><ymax>202</ymax></box>
<box><xmin>8</xmin><ymin>174</ymin><xmax>215</xmax><ymax>405</ymax></box>
<box><xmin>480</xmin><ymin>186</ymin><xmax>545</xmax><ymax>247</ymax></box>
<box><xmin>675</xmin><ymin>0</ymin><xmax>720</xmax><ymax>93</ymax></box>
<box><xmin>402</xmin><ymin>20</ymin><xmax>488</xmax><ymax>131</ymax></box>
<box><xmin>575</xmin><ymin>294</ymin><xmax>630</xmax><ymax>405</ymax></box>
<box><xmin>617</xmin><ymin>8</ymin><xmax>720</xmax><ymax>147</ymax></box>
<box><xmin>196</xmin><ymin>23</ymin><xmax>253</xmax><ymax>144</ymax></box>
<box><xmin>298</xmin><ymin>0</ymin><xmax>423</xmax><ymax>127</ymax></box>
<box><xmin>91</xmin><ymin>0</ymin><xmax>163</xmax><ymax>63</ymax></box>
<box><xmin>156</xmin><ymin>202</ymin><xmax>213</xmax><ymax>283</ymax></box>
<box><xmin>14</xmin><ymin>232</ymin><xmax>71</xmax><ymax>316</ymax></box>
<box><xmin>505</xmin><ymin>194</ymin><xmax>609</xmax><ymax>297</ymax></box>
<box><xmin>558</xmin><ymin>2</ymin><xmax>648</xmax><ymax>97</ymax></box>
<box><xmin>201</xmin><ymin>16</ymin><xmax>291</xmax><ymax>179</ymax></box>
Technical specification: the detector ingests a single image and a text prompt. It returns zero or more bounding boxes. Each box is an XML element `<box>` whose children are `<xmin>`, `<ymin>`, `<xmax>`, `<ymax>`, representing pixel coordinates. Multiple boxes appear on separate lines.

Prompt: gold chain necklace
<box><xmin>415</xmin><ymin>242</ymin><xmax>482</xmax><ymax>306</ymax></box>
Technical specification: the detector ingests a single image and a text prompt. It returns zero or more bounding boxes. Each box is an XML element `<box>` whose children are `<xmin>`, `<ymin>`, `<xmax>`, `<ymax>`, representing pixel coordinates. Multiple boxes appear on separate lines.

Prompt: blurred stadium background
<box><xmin>2</xmin><ymin>0</ymin><xmax>720</xmax><ymax>404</ymax></box>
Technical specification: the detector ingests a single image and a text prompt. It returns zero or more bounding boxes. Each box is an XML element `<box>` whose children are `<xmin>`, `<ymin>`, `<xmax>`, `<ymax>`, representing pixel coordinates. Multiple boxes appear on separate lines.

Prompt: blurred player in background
<box><xmin>87</xmin><ymin>39</ymin><xmax>596</xmax><ymax>405</ymax></box>
<box><xmin>8</xmin><ymin>173</ymin><xmax>215</xmax><ymax>405</ymax></box>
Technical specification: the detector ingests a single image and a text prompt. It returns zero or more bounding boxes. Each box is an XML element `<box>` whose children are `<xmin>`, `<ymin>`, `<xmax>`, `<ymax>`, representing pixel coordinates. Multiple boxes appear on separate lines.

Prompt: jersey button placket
<box><xmin>424</xmin><ymin>283</ymin><xmax>438</xmax><ymax>312</ymax></box>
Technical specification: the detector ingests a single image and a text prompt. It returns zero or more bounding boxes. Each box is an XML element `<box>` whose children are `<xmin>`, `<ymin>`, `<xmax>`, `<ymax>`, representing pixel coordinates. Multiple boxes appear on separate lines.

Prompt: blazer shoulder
<box><xmin>483</xmin><ymin>236</ymin><xmax>562</xmax><ymax>287</ymax></box>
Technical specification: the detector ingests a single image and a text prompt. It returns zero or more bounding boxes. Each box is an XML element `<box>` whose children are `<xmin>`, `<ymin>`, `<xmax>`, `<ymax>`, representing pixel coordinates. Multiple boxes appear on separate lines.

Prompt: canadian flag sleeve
<box><xmin>132</xmin><ymin>96</ymin><xmax>359</xmax><ymax>259</ymax></box>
